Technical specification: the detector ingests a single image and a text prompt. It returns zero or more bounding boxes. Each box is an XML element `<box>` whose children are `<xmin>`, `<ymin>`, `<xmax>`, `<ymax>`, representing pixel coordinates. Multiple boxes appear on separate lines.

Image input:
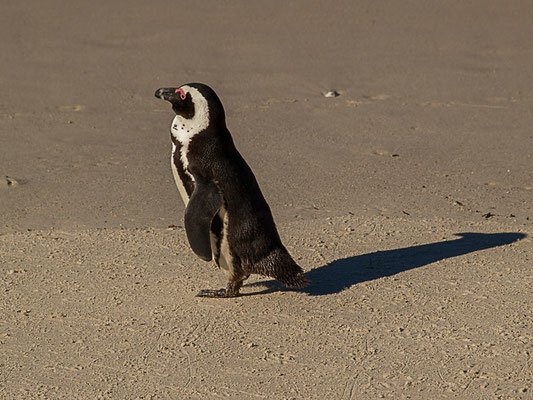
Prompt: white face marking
<box><xmin>170</xmin><ymin>85</ymin><xmax>210</xmax><ymax>171</ymax></box>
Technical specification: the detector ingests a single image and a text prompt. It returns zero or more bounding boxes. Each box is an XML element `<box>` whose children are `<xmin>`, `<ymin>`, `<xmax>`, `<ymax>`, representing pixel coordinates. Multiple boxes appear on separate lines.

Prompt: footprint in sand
<box><xmin>57</xmin><ymin>105</ymin><xmax>85</xmax><ymax>112</ymax></box>
<box><xmin>346</xmin><ymin>94</ymin><xmax>392</xmax><ymax>106</ymax></box>
<box><xmin>371</xmin><ymin>150</ymin><xmax>400</xmax><ymax>157</ymax></box>
<box><xmin>1</xmin><ymin>112</ymin><xmax>24</xmax><ymax>120</ymax></box>
<box><xmin>419</xmin><ymin>101</ymin><xmax>506</xmax><ymax>109</ymax></box>
<box><xmin>486</xmin><ymin>181</ymin><xmax>533</xmax><ymax>191</ymax></box>
<box><xmin>366</xmin><ymin>94</ymin><xmax>392</xmax><ymax>101</ymax></box>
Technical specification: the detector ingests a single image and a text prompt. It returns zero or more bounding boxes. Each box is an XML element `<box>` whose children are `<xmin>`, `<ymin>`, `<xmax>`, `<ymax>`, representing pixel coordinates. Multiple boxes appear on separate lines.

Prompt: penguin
<box><xmin>154</xmin><ymin>83</ymin><xmax>309</xmax><ymax>297</ymax></box>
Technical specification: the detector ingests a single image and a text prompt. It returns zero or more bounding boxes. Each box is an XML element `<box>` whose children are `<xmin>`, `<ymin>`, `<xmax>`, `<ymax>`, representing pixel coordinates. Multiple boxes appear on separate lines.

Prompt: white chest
<box><xmin>171</xmin><ymin>115</ymin><xmax>193</xmax><ymax>170</ymax></box>
<box><xmin>170</xmin><ymin>143</ymin><xmax>190</xmax><ymax>206</ymax></box>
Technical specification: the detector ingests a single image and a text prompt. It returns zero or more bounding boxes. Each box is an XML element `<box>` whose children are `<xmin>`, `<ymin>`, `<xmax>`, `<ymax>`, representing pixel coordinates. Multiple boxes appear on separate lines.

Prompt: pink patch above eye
<box><xmin>175</xmin><ymin>88</ymin><xmax>186</xmax><ymax>100</ymax></box>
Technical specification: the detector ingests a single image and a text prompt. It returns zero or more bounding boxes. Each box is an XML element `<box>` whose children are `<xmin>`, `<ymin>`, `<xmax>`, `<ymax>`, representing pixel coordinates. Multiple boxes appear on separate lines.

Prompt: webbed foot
<box><xmin>196</xmin><ymin>280</ymin><xmax>243</xmax><ymax>298</ymax></box>
<box><xmin>196</xmin><ymin>288</ymin><xmax>236</xmax><ymax>298</ymax></box>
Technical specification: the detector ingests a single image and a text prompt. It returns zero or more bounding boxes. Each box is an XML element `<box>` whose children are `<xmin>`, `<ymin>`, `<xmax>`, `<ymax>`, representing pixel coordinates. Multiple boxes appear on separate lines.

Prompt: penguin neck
<box><xmin>170</xmin><ymin>115</ymin><xmax>202</xmax><ymax>146</ymax></box>
<box><xmin>171</xmin><ymin>114</ymin><xmax>208</xmax><ymax>174</ymax></box>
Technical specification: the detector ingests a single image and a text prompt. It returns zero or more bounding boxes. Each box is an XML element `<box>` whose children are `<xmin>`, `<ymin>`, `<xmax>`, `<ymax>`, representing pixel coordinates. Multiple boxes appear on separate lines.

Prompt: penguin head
<box><xmin>155</xmin><ymin>83</ymin><xmax>226</xmax><ymax>134</ymax></box>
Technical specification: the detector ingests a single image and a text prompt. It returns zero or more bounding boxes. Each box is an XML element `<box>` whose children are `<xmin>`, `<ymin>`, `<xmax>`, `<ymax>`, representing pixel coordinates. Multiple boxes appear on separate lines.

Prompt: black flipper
<box><xmin>184</xmin><ymin>174</ymin><xmax>223</xmax><ymax>261</ymax></box>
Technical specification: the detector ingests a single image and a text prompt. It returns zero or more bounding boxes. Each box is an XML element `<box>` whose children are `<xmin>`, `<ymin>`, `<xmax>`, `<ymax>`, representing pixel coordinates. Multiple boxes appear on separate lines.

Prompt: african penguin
<box><xmin>154</xmin><ymin>83</ymin><xmax>309</xmax><ymax>297</ymax></box>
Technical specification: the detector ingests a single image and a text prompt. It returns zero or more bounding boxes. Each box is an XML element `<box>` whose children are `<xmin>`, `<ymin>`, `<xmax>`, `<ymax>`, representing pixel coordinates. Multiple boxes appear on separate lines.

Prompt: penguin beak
<box><xmin>155</xmin><ymin>87</ymin><xmax>179</xmax><ymax>103</ymax></box>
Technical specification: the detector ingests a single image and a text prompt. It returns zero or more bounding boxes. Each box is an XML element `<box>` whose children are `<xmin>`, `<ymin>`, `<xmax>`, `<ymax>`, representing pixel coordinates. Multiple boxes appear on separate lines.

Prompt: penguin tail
<box><xmin>278</xmin><ymin>270</ymin><xmax>310</xmax><ymax>289</ymax></box>
<box><xmin>254</xmin><ymin>248</ymin><xmax>310</xmax><ymax>289</ymax></box>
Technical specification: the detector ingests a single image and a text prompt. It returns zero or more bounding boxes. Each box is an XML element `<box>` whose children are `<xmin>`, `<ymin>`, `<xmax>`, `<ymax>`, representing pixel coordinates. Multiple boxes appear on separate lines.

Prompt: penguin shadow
<box><xmin>246</xmin><ymin>232</ymin><xmax>526</xmax><ymax>296</ymax></box>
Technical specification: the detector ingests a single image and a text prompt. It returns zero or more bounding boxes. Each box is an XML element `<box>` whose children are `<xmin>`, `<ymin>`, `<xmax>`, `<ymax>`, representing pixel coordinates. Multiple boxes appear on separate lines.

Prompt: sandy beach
<box><xmin>1</xmin><ymin>1</ymin><xmax>532</xmax><ymax>398</ymax></box>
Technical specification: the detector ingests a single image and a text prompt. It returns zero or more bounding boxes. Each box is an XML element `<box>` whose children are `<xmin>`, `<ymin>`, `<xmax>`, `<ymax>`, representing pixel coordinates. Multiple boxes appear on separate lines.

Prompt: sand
<box><xmin>1</xmin><ymin>1</ymin><xmax>532</xmax><ymax>398</ymax></box>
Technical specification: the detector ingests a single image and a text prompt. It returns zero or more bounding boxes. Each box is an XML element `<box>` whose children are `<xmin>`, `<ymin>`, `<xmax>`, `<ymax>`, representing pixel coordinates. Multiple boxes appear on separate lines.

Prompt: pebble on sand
<box><xmin>324</xmin><ymin>90</ymin><xmax>340</xmax><ymax>98</ymax></box>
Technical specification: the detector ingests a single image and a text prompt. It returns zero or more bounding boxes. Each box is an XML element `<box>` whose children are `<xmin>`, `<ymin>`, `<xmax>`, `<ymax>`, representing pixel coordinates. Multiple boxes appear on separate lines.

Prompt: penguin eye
<box><xmin>175</xmin><ymin>88</ymin><xmax>186</xmax><ymax>100</ymax></box>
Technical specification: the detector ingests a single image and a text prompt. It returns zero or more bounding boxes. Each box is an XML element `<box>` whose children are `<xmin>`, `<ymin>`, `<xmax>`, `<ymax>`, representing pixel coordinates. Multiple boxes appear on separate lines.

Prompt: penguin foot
<box><xmin>196</xmin><ymin>280</ymin><xmax>243</xmax><ymax>298</ymax></box>
<box><xmin>196</xmin><ymin>288</ymin><xmax>235</xmax><ymax>298</ymax></box>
